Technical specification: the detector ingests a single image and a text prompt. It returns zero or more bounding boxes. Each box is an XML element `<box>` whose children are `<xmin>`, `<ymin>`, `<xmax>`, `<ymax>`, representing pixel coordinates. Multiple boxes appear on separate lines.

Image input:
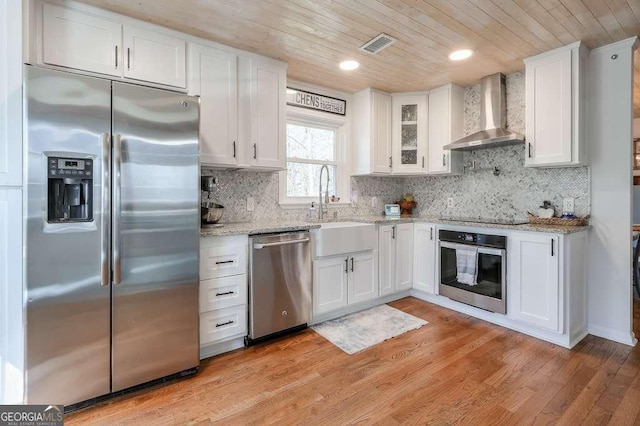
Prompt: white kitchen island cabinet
<box><xmin>313</xmin><ymin>251</ymin><xmax>377</xmax><ymax>316</ymax></box>
<box><xmin>351</xmin><ymin>88</ymin><xmax>393</xmax><ymax>175</ymax></box>
<box><xmin>524</xmin><ymin>41</ymin><xmax>588</xmax><ymax>167</ymax></box>
<box><xmin>379</xmin><ymin>223</ymin><xmax>413</xmax><ymax>296</ymax></box>
<box><xmin>412</xmin><ymin>223</ymin><xmax>437</xmax><ymax>295</ymax></box>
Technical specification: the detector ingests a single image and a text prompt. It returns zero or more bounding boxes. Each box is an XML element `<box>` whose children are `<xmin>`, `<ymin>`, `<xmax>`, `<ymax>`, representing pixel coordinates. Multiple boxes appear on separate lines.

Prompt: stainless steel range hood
<box><xmin>443</xmin><ymin>73</ymin><xmax>524</xmax><ymax>151</ymax></box>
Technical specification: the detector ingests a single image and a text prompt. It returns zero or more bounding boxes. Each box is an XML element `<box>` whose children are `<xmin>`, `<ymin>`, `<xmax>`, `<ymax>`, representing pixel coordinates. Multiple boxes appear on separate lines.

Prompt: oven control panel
<box><xmin>439</xmin><ymin>230</ymin><xmax>506</xmax><ymax>249</ymax></box>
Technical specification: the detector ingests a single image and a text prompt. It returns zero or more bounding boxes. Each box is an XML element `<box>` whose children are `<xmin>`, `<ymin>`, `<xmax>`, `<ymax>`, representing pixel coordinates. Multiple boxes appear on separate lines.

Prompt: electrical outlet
<box><xmin>563</xmin><ymin>197</ymin><xmax>575</xmax><ymax>214</ymax></box>
<box><xmin>371</xmin><ymin>196</ymin><xmax>378</xmax><ymax>207</ymax></box>
<box><xmin>247</xmin><ymin>196</ymin><xmax>255</xmax><ymax>212</ymax></box>
<box><xmin>447</xmin><ymin>197</ymin><xmax>454</xmax><ymax>209</ymax></box>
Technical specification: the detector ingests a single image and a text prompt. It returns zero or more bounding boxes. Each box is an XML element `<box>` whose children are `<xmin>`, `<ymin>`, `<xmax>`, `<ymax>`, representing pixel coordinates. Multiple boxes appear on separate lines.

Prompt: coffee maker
<box><xmin>47</xmin><ymin>156</ymin><xmax>93</xmax><ymax>222</ymax></box>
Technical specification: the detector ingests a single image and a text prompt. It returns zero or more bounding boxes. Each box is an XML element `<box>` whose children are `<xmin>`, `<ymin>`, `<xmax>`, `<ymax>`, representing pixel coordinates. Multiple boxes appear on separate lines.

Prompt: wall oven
<box><xmin>439</xmin><ymin>230</ymin><xmax>507</xmax><ymax>314</ymax></box>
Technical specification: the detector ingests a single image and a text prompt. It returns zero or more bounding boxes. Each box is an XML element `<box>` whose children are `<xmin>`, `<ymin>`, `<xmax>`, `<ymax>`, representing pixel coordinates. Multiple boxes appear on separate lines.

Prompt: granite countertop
<box><xmin>200</xmin><ymin>221</ymin><xmax>321</xmax><ymax>237</ymax></box>
<box><xmin>200</xmin><ymin>216</ymin><xmax>590</xmax><ymax>237</ymax></box>
<box><xmin>346</xmin><ymin>215</ymin><xmax>590</xmax><ymax>234</ymax></box>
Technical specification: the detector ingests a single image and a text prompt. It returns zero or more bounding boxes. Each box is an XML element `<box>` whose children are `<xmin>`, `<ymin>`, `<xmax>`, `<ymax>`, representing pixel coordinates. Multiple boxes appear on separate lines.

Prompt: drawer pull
<box><xmin>215</xmin><ymin>260</ymin><xmax>235</xmax><ymax>265</ymax></box>
<box><xmin>215</xmin><ymin>291</ymin><xmax>235</xmax><ymax>296</ymax></box>
<box><xmin>216</xmin><ymin>320</ymin><xmax>234</xmax><ymax>328</ymax></box>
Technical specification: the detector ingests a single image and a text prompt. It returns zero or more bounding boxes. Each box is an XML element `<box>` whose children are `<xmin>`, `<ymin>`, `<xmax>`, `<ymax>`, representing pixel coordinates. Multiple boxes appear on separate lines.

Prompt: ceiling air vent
<box><xmin>360</xmin><ymin>33</ymin><xmax>397</xmax><ymax>54</ymax></box>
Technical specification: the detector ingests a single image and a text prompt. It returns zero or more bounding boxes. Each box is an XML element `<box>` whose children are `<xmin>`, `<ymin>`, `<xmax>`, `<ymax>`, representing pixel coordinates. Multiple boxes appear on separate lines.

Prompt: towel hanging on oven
<box><xmin>456</xmin><ymin>245</ymin><xmax>478</xmax><ymax>286</ymax></box>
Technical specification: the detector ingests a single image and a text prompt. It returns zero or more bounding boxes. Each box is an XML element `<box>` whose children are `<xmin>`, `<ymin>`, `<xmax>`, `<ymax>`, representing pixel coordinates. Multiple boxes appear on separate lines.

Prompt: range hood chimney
<box><xmin>443</xmin><ymin>73</ymin><xmax>524</xmax><ymax>151</ymax></box>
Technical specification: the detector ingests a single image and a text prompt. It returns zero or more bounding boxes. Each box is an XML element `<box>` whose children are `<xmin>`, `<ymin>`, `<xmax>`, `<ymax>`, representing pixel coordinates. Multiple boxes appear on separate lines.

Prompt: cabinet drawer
<box><xmin>200</xmin><ymin>274</ymin><xmax>247</xmax><ymax>313</ymax></box>
<box><xmin>200</xmin><ymin>244</ymin><xmax>247</xmax><ymax>279</ymax></box>
<box><xmin>200</xmin><ymin>305</ymin><xmax>247</xmax><ymax>344</ymax></box>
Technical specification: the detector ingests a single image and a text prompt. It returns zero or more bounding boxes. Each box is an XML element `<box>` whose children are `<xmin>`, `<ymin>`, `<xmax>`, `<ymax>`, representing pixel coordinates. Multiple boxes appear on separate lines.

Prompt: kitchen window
<box><xmin>279</xmin><ymin>112</ymin><xmax>349</xmax><ymax>207</ymax></box>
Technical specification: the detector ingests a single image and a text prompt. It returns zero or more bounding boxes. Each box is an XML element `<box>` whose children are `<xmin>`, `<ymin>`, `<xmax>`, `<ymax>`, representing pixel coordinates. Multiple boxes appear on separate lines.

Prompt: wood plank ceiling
<box><xmin>75</xmin><ymin>0</ymin><xmax>640</xmax><ymax>115</ymax></box>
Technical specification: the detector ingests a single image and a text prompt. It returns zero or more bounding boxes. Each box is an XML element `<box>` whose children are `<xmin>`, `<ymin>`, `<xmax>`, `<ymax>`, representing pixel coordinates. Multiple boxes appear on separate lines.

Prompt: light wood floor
<box><xmin>67</xmin><ymin>297</ymin><xmax>640</xmax><ymax>425</ymax></box>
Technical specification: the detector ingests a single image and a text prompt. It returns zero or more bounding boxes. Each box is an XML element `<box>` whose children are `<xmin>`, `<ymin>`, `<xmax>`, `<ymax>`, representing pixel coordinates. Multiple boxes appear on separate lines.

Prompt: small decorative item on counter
<box><xmin>395</xmin><ymin>193</ymin><xmax>417</xmax><ymax>217</ymax></box>
<box><xmin>527</xmin><ymin>211</ymin><xmax>590</xmax><ymax>226</ymax></box>
<box><xmin>330</xmin><ymin>195</ymin><xmax>340</xmax><ymax>203</ymax></box>
<box><xmin>537</xmin><ymin>201</ymin><xmax>555</xmax><ymax>218</ymax></box>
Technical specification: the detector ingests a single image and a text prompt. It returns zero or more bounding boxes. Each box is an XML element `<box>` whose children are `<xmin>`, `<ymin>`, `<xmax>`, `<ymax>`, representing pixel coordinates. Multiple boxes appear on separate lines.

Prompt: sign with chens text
<box><xmin>286</xmin><ymin>88</ymin><xmax>346</xmax><ymax>116</ymax></box>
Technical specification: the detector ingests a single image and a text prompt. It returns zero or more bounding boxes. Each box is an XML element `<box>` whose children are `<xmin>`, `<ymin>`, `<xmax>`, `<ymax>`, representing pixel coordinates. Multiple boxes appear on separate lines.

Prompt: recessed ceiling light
<box><xmin>339</xmin><ymin>60</ymin><xmax>360</xmax><ymax>71</ymax></box>
<box><xmin>448</xmin><ymin>49</ymin><xmax>473</xmax><ymax>61</ymax></box>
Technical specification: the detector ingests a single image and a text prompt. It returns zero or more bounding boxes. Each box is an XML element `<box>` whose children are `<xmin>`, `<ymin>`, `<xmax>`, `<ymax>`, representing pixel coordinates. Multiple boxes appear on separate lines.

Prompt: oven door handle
<box><xmin>477</xmin><ymin>247</ymin><xmax>506</xmax><ymax>257</ymax></box>
<box><xmin>440</xmin><ymin>241</ymin><xmax>505</xmax><ymax>257</ymax></box>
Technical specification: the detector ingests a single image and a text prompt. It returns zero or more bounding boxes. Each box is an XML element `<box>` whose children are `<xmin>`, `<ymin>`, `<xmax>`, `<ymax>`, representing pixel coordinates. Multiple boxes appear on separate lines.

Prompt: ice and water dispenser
<box><xmin>47</xmin><ymin>156</ymin><xmax>93</xmax><ymax>222</ymax></box>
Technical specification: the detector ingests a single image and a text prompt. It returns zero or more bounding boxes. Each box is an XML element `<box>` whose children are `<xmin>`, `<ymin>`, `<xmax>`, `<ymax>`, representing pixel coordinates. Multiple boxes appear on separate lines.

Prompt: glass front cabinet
<box><xmin>391</xmin><ymin>93</ymin><xmax>428</xmax><ymax>175</ymax></box>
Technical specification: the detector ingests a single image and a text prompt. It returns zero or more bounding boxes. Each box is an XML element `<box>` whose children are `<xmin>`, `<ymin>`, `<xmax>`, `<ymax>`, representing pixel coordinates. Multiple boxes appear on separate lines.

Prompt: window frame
<box><xmin>279</xmin><ymin>109</ymin><xmax>350</xmax><ymax>208</ymax></box>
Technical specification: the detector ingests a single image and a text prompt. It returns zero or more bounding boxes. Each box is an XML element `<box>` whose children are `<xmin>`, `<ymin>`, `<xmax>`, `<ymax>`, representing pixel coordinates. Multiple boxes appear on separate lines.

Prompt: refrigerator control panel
<box><xmin>48</xmin><ymin>156</ymin><xmax>93</xmax><ymax>178</ymax></box>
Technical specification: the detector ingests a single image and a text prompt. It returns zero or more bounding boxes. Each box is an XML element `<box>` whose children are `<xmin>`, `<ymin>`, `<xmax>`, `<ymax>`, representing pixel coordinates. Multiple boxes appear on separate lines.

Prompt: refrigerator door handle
<box><xmin>101</xmin><ymin>132</ymin><xmax>111</xmax><ymax>286</ymax></box>
<box><xmin>112</xmin><ymin>133</ymin><xmax>122</xmax><ymax>284</ymax></box>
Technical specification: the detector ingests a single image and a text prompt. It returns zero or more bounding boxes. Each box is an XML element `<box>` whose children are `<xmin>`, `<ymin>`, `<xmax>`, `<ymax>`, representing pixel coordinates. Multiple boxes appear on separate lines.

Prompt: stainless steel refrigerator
<box><xmin>24</xmin><ymin>65</ymin><xmax>200</xmax><ymax>406</ymax></box>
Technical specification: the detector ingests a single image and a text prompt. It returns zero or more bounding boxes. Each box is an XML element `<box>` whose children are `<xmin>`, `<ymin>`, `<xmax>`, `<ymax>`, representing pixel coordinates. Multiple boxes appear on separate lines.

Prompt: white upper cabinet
<box><xmin>240</xmin><ymin>56</ymin><xmax>287</xmax><ymax>170</ymax></box>
<box><xmin>189</xmin><ymin>48</ymin><xmax>286</xmax><ymax>171</ymax></box>
<box><xmin>42</xmin><ymin>2</ymin><xmax>122</xmax><ymax>77</ymax></box>
<box><xmin>123</xmin><ymin>26</ymin><xmax>186</xmax><ymax>88</ymax></box>
<box><xmin>189</xmin><ymin>44</ymin><xmax>239</xmax><ymax>167</ymax></box>
<box><xmin>351</xmin><ymin>88</ymin><xmax>392</xmax><ymax>175</ymax></box>
<box><xmin>427</xmin><ymin>84</ymin><xmax>464</xmax><ymax>175</ymax></box>
<box><xmin>392</xmin><ymin>93</ymin><xmax>428</xmax><ymax>175</ymax></box>
<box><xmin>39</xmin><ymin>1</ymin><xmax>187</xmax><ymax>88</ymax></box>
<box><xmin>524</xmin><ymin>42</ymin><xmax>587</xmax><ymax>167</ymax></box>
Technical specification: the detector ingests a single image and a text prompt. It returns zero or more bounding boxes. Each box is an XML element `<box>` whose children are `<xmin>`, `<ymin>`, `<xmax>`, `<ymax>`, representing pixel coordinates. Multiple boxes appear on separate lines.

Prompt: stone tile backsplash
<box><xmin>203</xmin><ymin>71</ymin><xmax>589</xmax><ymax>223</ymax></box>
<box><xmin>201</xmin><ymin>170</ymin><xmax>405</xmax><ymax>223</ymax></box>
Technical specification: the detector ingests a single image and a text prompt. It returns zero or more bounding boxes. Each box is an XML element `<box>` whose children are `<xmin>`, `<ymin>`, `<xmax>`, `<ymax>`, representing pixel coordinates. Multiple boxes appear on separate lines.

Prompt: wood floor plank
<box><xmin>66</xmin><ymin>297</ymin><xmax>640</xmax><ymax>425</ymax></box>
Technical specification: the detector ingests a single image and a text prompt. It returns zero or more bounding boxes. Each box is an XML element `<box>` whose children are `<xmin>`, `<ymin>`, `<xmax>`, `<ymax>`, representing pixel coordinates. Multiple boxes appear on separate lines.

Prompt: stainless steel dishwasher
<box><xmin>246</xmin><ymin>231</ymin><xmax>312</xmax><ymax>345</ymax></box>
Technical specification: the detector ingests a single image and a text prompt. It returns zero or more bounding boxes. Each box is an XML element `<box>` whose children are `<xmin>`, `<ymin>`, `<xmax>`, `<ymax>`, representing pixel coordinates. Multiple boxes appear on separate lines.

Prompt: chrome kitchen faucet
<box><xmin>319</xmin><ymin>165</ymin><xmax>330</xmax><ymax>220</ymax></box>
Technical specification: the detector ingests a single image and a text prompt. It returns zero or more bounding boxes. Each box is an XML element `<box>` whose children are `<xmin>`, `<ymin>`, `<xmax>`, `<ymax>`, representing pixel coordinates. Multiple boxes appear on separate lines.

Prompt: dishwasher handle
<box><xmin>253</xmin><ymin>237</ymin><xmax>310</xmax><ymax>250</ymax></box>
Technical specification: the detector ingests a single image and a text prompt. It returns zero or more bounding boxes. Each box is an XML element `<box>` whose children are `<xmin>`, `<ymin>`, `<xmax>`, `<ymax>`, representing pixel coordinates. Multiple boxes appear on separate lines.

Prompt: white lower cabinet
<box><xmin>313</xmin><ymin>251</ymin><xmax>377</xmax><ymax>316</ymax></box>
<box><xmin>508</xmin><ymin>232</ymin><xmax>561</xmax><ymax>332</ymax></box>
<box><xmin>200</xmin><ymin>305</ymin><xmax>248</xmax><ymax>345</ymax></box>
<box><xmin>348</xmin><ymin>251</ymin><xmax>377</xmax><ymax>304</ymax></box>
<box><xmin>199</xmin><ymin>235</ymin><xmax>248</xmax><ymax>358</ymax></box>
<box><xmin>313</xmin><ymin>256</ymin><xmax>349</xmax><ymax>315</ymax></box>
<box><xmin>379</xmin><ymin>223</ymin><xmax>414</xmax><ymax>296</ymax></box>
<box><xmin>412</xmin><ymin>223</ymin><xmax>437</xmax><ymax>294</ymax></box>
